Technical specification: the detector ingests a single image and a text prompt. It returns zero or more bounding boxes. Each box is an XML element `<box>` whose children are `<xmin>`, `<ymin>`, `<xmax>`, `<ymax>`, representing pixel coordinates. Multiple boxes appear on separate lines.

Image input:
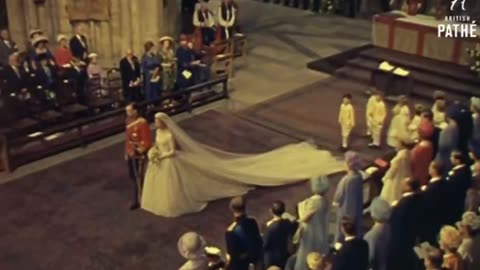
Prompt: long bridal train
<box><xmin>141</xmin><ymin>113</ymin><xmax>345</xmax><ymax>218</ymax></box>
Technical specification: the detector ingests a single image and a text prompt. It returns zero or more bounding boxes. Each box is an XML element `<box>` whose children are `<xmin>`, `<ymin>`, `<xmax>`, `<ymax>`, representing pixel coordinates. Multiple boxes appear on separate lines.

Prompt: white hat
<box><xmin>31</xmin><ymin>35</ymin><xmax>49</xmax><ymax>46</ymax></box>
<box><xmin>88</xmin><ymin>53</ymin><xmax>98</xmax><ymax>59</ymax></box>
<box><xmin>56</xmin><ymin>34</ymin><xmax>68</xmax><ymax>43</ymax></box>
<box><xmin>177</xmin><ymin>232</ymin><xmax>207</xmax><ymax>260</ymax></box>
<box><xmin>29</xmin><ymin>29</ymin><xmax>43</xmax><ymax>39</ymax></box>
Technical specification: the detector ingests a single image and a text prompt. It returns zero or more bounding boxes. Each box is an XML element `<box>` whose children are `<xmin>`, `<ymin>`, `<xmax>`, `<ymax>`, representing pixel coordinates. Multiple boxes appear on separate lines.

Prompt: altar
<box><xmin>372</xmin><ymin>11</ymin><xmax>479</xmax><ymax>65</ymax></box>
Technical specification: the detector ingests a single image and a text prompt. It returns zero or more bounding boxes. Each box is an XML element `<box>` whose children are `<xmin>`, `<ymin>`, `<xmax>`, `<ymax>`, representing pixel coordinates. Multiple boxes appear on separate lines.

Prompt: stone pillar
<box><xmin>5</xmin><ymin>0</ymin><xmax>27</xmax><ymax>50</ymax></box>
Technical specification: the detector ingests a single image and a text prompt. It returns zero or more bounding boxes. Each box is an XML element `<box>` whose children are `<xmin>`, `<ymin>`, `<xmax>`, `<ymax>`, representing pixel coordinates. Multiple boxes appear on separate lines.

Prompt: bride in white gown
<box><xmin>141</xmin><ymin>112</ymin><xmax>345</xmax><ymax>217</ymax></box>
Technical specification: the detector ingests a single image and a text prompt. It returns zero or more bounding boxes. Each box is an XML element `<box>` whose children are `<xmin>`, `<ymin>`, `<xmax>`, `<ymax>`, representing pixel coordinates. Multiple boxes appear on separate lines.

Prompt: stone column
<box><xmin>5</xmin><ymin>0</ymin><xmax>27</xmax><ymax>50</ymax></box>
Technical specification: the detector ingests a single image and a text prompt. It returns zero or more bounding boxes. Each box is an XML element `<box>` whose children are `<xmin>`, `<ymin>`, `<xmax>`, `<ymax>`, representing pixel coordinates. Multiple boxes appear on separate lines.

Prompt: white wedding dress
<box><xmin>141</xmin><ymin>113</ymin><xmax>345</xmax><ymax>218</ymax></box>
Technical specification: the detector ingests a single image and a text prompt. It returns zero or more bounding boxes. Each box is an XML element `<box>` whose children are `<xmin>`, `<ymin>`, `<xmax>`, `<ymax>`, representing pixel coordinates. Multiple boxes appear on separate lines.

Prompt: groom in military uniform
<box><xmin>125</xmin><ymin>103</ymin><xmax>152</xmax><ymax>210</ymax></box>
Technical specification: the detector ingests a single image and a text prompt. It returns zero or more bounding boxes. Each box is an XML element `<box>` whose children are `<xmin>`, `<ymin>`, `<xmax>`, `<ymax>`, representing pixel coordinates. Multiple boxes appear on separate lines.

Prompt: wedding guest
<box><xmin>25</xmin><ymin>29</ymin><xmax>43</xmax><ymax>58</ymax></box>
<box><xmin>411</xmin><ymin>122</ymin><xmax>434</xmax><ymax>186</ymax></box>
<box><xmin>458</xmin><ymin>211</ymin><xmax>480</xmax><ymax>270</ymax></box>
<box><xmin>423</xmin><ymin>248</ymin><xmax>446</xmax><ymax>270</ymax></box>
<box><xmin>29</xmin><ymin>35</ymin><xmax>55</xmax><ymax>68</ymax></box>
<box><xmin>332</xmin><ymin>217</ymin><xmax>369</xmax><ymax>270</ymax></box>
<box><xmin>367</xmin><ymin>90</ymin><xmax>387</xmax><ymax>148</ymax></box>
<box><xmin>119</xmin><ymin>49</ymin><xmax>142</xmax><ymax>102</ymax></box>
<box><xmin>387</xmin><ymin>95</ymin><xmax>410</xmax><ymax>148</ymax></box>
<box><xmin>471</xmin><ymin>97</ymin><xmax>480</xmax><ymax>146</ymax></box>
<box><xmin>158</xmin><ymin>36</ymin><xmax>176</xmax><ymax>91</ymax></box>
<box><xmin>176</xmin><ymin>35</ymin><xmax>198</xmax><ymax>89</ymax></box>
<box><xmin>0</xmin><ymin>28</ymin><xmax>18</xmax><ymax>66</ymax></box>
<box><xmin>86</xmin><ymin>53</ymin><xmax>106</xmax><ymax>80</ymax></box>
<box><xmin>65</xmin><ymin>57</ymin><xmax>88</xmax><ymax>104</ymax></box>
<box><xmin>70</xmin><ymin>24</ymin><xmax>89</xmax><ymax>62</ymax></box>
<box><xmin>306</xmin><ymin>252</ymin><xmax>325</xmax><ymax>270</ymax></box>
<box><xmin>448</xmin><ymin>150</ymin><xmax>472</xmax><ymax>224</ymax></box>
<box><xmin>142</xmin><ymin>41</ymin><xmax>162</xmax><ymax>101</ymax></box>
<box><xmin>295</xmin><ymin>176</ymin><xmax>331</xmax><ymax>270</ymax></box>
<box><xmin>2</xmin><ymin>53</ymin><xmax>27</xmax><ymax>98</ymax></box>
<box><xmin>263</xmin><ymin>201</ymin><xmax>298</xmax><ymax>269</ymax></box>
<box><xmin>193</xmin><ymin>0</ymin><xmax>216</xmax><ymax>46</ymax></box>
<box><xmin>408</xmin><ymin>104</ymin><xmax>424</xmax><ymax>142</ymax></box>
<box><xmin>466</xmin><ymin>144</ymin><xmax>480</xmax><ymax>212</ymax></box>
<box><xmin>225</xmin><ymin>196</ymin><xmax>263</xmax><ymax>270</ymax></box>
<box><xmin>437</xmin><ymin>105</ymin><xmax>460</xmax><ymax>171</ymax></box>
<box><xmin>380</xmin><ymin>140</ymin><xmax>412</xmax><ymax>204</ymax></box>
<box><xmin>338</xmin><ymin>93</ymin><xmax>355</xmax><ymax>151</ymax></box>
<box><xmin>218</xmin><ymin>0</ymin><xmax>236</xmax><ymax>40</ymax></box>
<box><xmin>333</xmin><ymin>151</ymin><xmax>363</xmax><ymax>242</ymax></box>
<box><xmin>54</xmin><ymin>34</ymin><xmax>73</xmax><ymax>68</ymax></box>
<box><xmin>422</xmin><ymin>161</ymin><xmax>450</xmax><ymax>243</ymax></box>
<box><xmin>177</xmin><ymin>232</ymin><xmax>209</xmax><ymax>270</ymax></box>
<box><xmin>387</xmin><ymin>178</ymin><xmax>423</xmax><ymax>270</ymax></box>
<box><xmin>35</xmin><ymin>53</ymin><xmax>57</xmax><ymax>94</ymax></box>
<box><xmin>432</xmin><ymin>90</ymin><xmax>447</xmax><ymax>129</ymax></box>
<box><xmin>366</xmin><ymin>89</ymin><xmax>379</xmax><ymax>137</ymax></box>
<box><xmin>439</xmin><ymin>225</ymin><xmax>464</xmax><ymax>270</ymax></box>
<box><xmin>364</xmin><ymin>197</ymin><xmax>391</xmax><ymax>270</ymax></box>
<box><xmin>421</xmin><ymin>110</ymin><xmax>440</xmax><ymax>157</ymax></box>
<box><xmin>284</xmin><ymin>253</ymin><xmax>297</xmax><ymax>270</ymax></box>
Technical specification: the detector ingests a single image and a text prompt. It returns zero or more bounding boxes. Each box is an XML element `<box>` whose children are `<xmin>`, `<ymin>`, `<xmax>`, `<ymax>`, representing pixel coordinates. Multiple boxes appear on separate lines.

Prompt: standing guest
<box><xmin>471</xmin><ymin>97</ymin><xmax>480</xmax><ymax>146</ymax></box>
<box><xmin>411</xmin><ymin>122</ymin><xmax>434</xmax><ymax>186</ymax></box>
<box><xmin>176</xmin><ymin>35</ymin><xmax>198</xmax><ymax>89</ymax></box>
<box><xmin>366</xmin><ymin>89</ymin><xmax>379</xmax><ymax>137</ymax></box>
<box><xmin>54</xmin><ymin>34</ymin><xmax>73</xmax><ymax>68</ymax></box>
<box><xmin>0</xmin><ymin>29</ymin><xmax>18</xmax><ymax>66</ymax></box>
<box><xmin>119</xmin><ymin>49</ymin><xmax>142</xmax><ymax>102</ymax></box>
<box><xmin>338</xmin><ymin>93</ymin><xmax>355</xmax><ymax>151</ymax></box>
<box><xmin>158</xmin><ymin>36</ymin><xmax>176</xmax><ymax>91</ymax></box>
<box><xmin>29</xmin><ymin>35</ymin><xmax>55</xmax><ymax>68</ymax></box>
<box><xmin>141</xmin><ymin>41</ymin><xmax>162</xmax><ymax>101</ymax></box>
<box><xmin>367</xmin><ymin>91</ymin><xmax>387</xmax><ymax>148</ymax></box>
<box><xmin>218</xmin><ymin>0</ymin><xmax>236</xmax><ymax>40</ymax></box>
<box><xmin>439</xmin><ymin>225</ymin><xmax>464</xmax><ymax>270</ymax></box>
<box><xmin>333</xmin><ymin>151</ymin><xmax>363</xmax><ymax>242</ymax></box>
<box><xmin>408</xmin><ymin>104</ymin><xmax>424</xmax><ymax>142</ymax></box>
<box><xmin>466</xmin><ymin>142</ymin><xmax>480</xmax><ymax>212</ymax></box>
<box><xmin>380</xmin><ymin>140</ymin><xmax>412</xmax><ymax>204</ymax></box>
<box><xmin>306</xmin><ymin>252</ymin><xmax>325</xmax><ymax>270</ymax></box>
<box><xmin>433</xmin><ymin>90</ymin><xmax>447</xmax><ymax>129</ymax></box>
<box><xmin>65</xmin><ymin>57</ymin><xmax>88</xmax><ymax>104</ymax></box>
<box><xmin>332</xmin><ymin>217</ymin><xmax>369</xmax><ymax>270</ymax></box>
<box><xmin>387</xmin><ymin>95</ymin><xmax>411</xmax><ymax>148</ymax></box>
<box><xmin>193</xmin><ymin>0</ymin><xmax>216</xmax><ymax>46</ymax></box>
<box><xmin>263</xmin><ymin>201</ymin><xmax>298</xmax><ymax>269</ymax></box>
<box><xmin>421</xmin><ymin>110</ymin><xmax>440</xmax><ymax>157</ymax></box>
<box><xmin>178</xmin><ymin>232</ymin><xmax>209</xmax><ymax>270</ymax></box>
<box><xmin>2</xmin><ymin>53</ymin><xmax>26</xmax><ymax>98</ymax></box>
<box><xmin>387</xmin><ymin>178</ymin><xmax>424</xmax><ymax>270</ymax></box>
<box><xmin>458</xmin><ymin>211</ymin><xmax>480</xmax><ymax>270</ymax></box>
<box><xmin>423</xmin><ymin>247</ymin><xmax>447</xmax><ymax>270</ymax></box>
<box><xmin>225</xmin><ymin>196</ymin><xmax>263</xmax><ymax>270</ymax></box>
<box><xmin>422</xmin><ymin>160</ymin><xmax>450</xmax><ymax>243</ymax></box>
<box><xmin>295</xmin><ymin>176</ymin><xmax>331</xmax><ymax>270</ymax></box>
<box><xmin>125</xmin><ymin>103</ymin><xmax>152</xmax><ymax>210</ymax></box>
<box><xmin>447</xmin><ymin>150</ymin><xmax>472</xmax><ymax>224</ymax></box>
<box><xmin>70</xmin><ymin>24</ymin><xmax>89</xmax><ymax>62</ymax></box>
<box><xmin>436</xmin><ymin>106</ymin><xmax>460</xmax><ymax>171</ymax></box>
<box><xmin>364</xmin><ymin>197</ymin><xmax>392</xmax><ymax>270</ymax></box>
<box><xmin>86</xmin><ymin>53</ymin><xmax>106</xmax><ymax>80</ymax></box>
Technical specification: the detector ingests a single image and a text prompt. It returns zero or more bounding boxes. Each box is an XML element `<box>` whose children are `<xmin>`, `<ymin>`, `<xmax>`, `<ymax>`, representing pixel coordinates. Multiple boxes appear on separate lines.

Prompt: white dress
<box><xmin>380</xmin><ymin>148</ymin><xmax>412</xmax><ymax>204</ymax></box>
<box><xmin>387</xmin><ymin>105</ymin><xmax>411</xmax><ymax>148</ymax></box>
<box><xmin>140</xmin><ymin>113</ymin><xmax>346</xmax><ymax>218</ymax></box>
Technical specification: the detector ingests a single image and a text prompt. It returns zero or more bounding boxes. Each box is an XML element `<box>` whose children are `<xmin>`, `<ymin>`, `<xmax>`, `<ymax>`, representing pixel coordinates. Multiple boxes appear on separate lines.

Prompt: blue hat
<box><xmin>369</xmin><ymin>197</ymin><xmax>391</xmax><ymax>222</ymax></box>
<box><xmin>310</xmin><ymin>175</ymin><xmax>330</xmax><ymax>194</ymax></box>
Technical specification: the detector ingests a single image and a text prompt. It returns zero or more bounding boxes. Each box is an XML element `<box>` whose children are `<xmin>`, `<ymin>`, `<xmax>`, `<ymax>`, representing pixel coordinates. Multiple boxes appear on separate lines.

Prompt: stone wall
<box><xmin>6</xmin><ymin>0</ymin><xmax>179</xmax><ymax>67</ymax></box>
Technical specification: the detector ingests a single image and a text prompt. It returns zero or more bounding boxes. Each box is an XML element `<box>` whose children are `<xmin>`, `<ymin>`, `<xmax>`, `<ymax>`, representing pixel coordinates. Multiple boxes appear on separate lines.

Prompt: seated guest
<box><xmin>86</xmin><ymin>53</ymin><xmax>106</xmax><ymax>80</ymax></box>
<box><xmin>194</xmin><ymin>0</ymin><xmax>216</xmax><ymax>46</ymax></box>
<box><xmin>225</xmin><ymin>196</ymin><xmax>263</xmax><ymax>270</ymax></box>
<box><xmin>217</xmin><ymin>0</ymin><xmax>236</xmax><ymax>40</ymax></box>
<box><xmin>411</xmin><ymin>121</ymin><xmax>434</xmax><ymax>186</ymax></box>
<box><xmin>422</xmin><ymin>160</ymin><xmax>449</xmax><ymax>243</ymax></box>
<box><xmin>2</xmin><ymin>53</ymin><xmax>26</xmax><ymax>98</ymax></box>
<box><xmin>29</xmin><ymin>35</ymin><xmax>55</xmax><ymax>70</ymax></box>
<box><xmin>0</xmin><ymin>28</ymin><xmax>18</xmax><ymax>66</ymax></box>
<box><xmin>54</xmin><ymin>34</ymin><xmax>73</xmax><ymax>68</ymax></box>
<box><xmin>158</xmin><ymin>36</ymin><xmax>176</xmax><ymax>91</ymax></box>
<box><xmin>408</xmin><ymin>104</ymin><xmax>424</xmax><ymax>142</ymax></box>
<box><xmin>263</xmin><ymin>200</ymin><xmax>298</xmax><ymax>269</ymax></box>
<box><xmin>306</xmin><ymin>252</ymin><xmax>325</xmax><ymax>270</ymax></box>
<box><xmin>439</xmin><ymin>225</ymin><xmax>464</xmax><ymax>270</ymax></box>
<box><xmin>332</xmin><ymin>217</ymin><xmax>369</xmax><ymax>270</ymax></box>
<box><xmin>295</xmin><ymin>176</ymin><xmax>331</xmax><ymax>270</ymax></box>
<box><xmin>364</xmin><ymin>197</ymin><xmax>391</xmax><ymax>270</ymax></box>
<box><xmin>70</xmin><ymin>23</ymin><xmax>89</xmax><ymax>62</ymax></box>
<box><xmin>423</xmin><ymin>247</ymin><xmax>446</xmax><ymax>270</ymax></box>
<box><xmin>387</xmin><ymin>178</ymin><xmax>423</xmax><ymax>270</ymax></box>
<box><xmin>448</xmin><ymin>150</ymin><xmax>472</xmax><ymax>224</ymax></box>
<box><xmin>177</xmin><ymin>231</ymin><xmax>209</xmax><ymax>270</ymax></box>
<box><xmin>35</xmin><ymin>53</ymin><xmax>57</xmax><ymax>92</ymax></box>
<box><xmin>458</xmin><ymin>211</ymin><xmax>480</xmax><ymax>270</ymax></box>
<box><xmin>333</xmin><ymin>151</ymin><xmax>363</xmax><ymax>243</ymax></box>
<box><xmin>470</xmin><ymin>97</ymin><xmax>480</xmax><ymax>146</ymax></box>
<box><xmin>380</xmin><ymin>140</ymin><xmax>412</xmax><ymax>205</ymax></box>
<box><xmin>119</xmin><ymin>49</ymin><xmax>142</xmax><ymax>102</ymax></box>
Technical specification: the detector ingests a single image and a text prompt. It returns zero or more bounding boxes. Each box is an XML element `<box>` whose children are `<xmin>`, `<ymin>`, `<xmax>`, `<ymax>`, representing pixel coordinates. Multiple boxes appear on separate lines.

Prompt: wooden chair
<box><xmin>106</xmin><ymin>68</ymin><xmax>125</xmax><ymax>104</ymax></box>
<box><xmin>211</xmin><ymin>53</ymin><xmax>234</xmax><ymax>79</ymax></box>
<box><xmin>232</xmin><ymin>33</ymin><xmax>248</xmax><ymax>64</ymax></box>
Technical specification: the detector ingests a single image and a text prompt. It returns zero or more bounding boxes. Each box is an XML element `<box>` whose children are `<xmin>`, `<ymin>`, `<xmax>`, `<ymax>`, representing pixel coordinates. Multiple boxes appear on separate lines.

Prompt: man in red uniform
<box><xmin>125</xmin><ymin>103</ymin><xmax>152</xmax><ymax>210</ymax></box>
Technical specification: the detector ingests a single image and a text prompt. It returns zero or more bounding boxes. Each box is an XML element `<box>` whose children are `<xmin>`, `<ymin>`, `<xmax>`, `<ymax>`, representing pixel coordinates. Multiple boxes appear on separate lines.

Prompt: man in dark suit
<box><xmin>69</xmin><ymin>24</ymin><xmax>89</xmax><ymax>62</ymax></box>
<box><xmin>0</xmin><ymin>29</ymin><xmax>18</xmax><ymax>67</ymax></box>
<box><xmin>332</xmin><ymin>216</ymin><xmax>369</xmax><ymax>270</ymax></box>
<box><xmin>421</xmin><ymin>160</ymin><xmax>450</xmax><ymax>243</ymax></box>
<box><xmin>65</xmin><ymin>57</ymin><xmax>88</xmax><ymax>104</ymax></box>
<box><xmin>263</xmin><ymin>201</ymin><xmax>298</xmax><ymax>269</ymax></box>
<box><xmin>225</xmin><ymin>196</ymin><xmax>263</xmax><ymax>270</ymax></box>
<box><xmin>387</xmin><ymin>178</ymin><xmax>424</xmax><ymax>270</ymax></box>
<box><xmin>119</xmin><ymin>49</ymin><xmax>142</xmax><ymax>102</ymax></box>
<box><xmin>2</xmin><ymin>53</ymin><xmax>26</xmax><ymax>98</ymax></box>
<box><xmin>447</xmin><ymin>150</ymin><xmax>472</xmax><ymax>224</ymax></box>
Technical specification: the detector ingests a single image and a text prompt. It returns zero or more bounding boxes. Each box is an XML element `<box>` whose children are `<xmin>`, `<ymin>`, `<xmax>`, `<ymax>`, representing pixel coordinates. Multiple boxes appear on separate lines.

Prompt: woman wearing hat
<box><xmin>86</xmin><ymin>53</ymin><xmax>106</xmax><ymax>80</ymax></box>
<box><xmin>364</xmin><ymin>197</ymin><xmax>391</xmax><ymax>270</ymax></box>
<box><xmin>54</xmin><ymin>34</ymin><xmax>72</xmax><ymax>68</ymax></box>
<box><xmin>380</xmin><ymin>139</ymin><xmax>412</xmax><ymax>204</ymax></box>
<box><xmin>439</xmin><ymin>225</ymin><xmax>464</xmax><ymax>270</ymax></box>
<box><xmin>177</xmin><ymin>232</ymin><xmax>209</xmax><ymax>270</ymax></box>
<box><xmin>159</xmin><ymin>36</ymin><xmax>176</xmax><ymax>91</ymax></box>
<box><xmin>29</xmin><ymin>35</ymin><xmax>55</xmax><ymax>69</ymax></box>
<box><xmin>411</xmin><ymin>119</ymin><xmax>434</xmax><ymax>186</ymax></box>
<box><xmin>387</xmin><ymin>95</ymin><xmax>411</xmax><ymax>148</ymax></box>
<box><xmin>141</xmin><ymin>40</ymin><xmax>162</xmax><ymax>101</ymax></box>
<box><xmin>295</xmin><ymin>176</ymin><xmax>331</xmax><ymax>270</ymax></box>
<box><xmin>458</xmin><ymin>211</ymin><xmax>480</xmax><ymax>270</ymax></box>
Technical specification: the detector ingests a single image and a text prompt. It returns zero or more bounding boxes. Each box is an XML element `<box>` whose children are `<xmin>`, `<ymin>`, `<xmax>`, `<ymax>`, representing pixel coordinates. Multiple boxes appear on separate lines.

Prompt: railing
<box><xmin>0</xmin><ymin>75</ymin><xmax>229</xmax><ymax>172</ymax></box>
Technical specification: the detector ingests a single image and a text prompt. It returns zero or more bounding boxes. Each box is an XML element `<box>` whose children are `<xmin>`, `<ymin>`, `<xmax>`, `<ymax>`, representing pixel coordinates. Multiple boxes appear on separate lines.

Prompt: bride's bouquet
<box><xmin>148</xmin><ymin>146</ymin><xmax>163</xmax><ymax>165</ymax></box>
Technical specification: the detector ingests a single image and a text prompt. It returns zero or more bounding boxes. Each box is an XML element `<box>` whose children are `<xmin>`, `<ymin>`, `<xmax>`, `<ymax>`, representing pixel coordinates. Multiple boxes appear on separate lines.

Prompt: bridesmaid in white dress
<box><xmin>380</xmin><ymin>141</ymin><xmax>412</xmax><ymax>204</ymax></box>
<box><xmin>141</xmin><ymin>112</ymin><xmax>345</xmax><ymax>218</ymax></box>
<box><xmin>387</xmin><ymin>95</ymin><xmax>411</xmax><ymax>148</ymax></box>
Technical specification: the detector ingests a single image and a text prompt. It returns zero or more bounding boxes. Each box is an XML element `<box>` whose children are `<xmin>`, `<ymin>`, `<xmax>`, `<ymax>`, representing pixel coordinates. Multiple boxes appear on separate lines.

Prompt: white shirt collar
<box><xmin>453</xmin><ymin>164</ymin><xmax>465</xmax><ymax>171</ymax></box>
<box><xmin>345</xmin><ymin>236</ymin><xmax>355</xmax><ymax>241</ymax></box>
<box><xmin>402</xmin><ymin>192</ymin><xmax>414</xmax><ymax>198</ymax></box>
<box><xmin>430</xmin><ymin>177</ymin><xmax>442</xmax><ymax>183</ymax></box>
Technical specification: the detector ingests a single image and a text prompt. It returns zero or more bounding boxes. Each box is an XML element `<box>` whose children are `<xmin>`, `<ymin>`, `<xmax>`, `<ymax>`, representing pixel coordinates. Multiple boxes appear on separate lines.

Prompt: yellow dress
<box><xmin>339</xmin><ymin>103</ymin><xmax>355</xmax><ymax>137</ymax></box>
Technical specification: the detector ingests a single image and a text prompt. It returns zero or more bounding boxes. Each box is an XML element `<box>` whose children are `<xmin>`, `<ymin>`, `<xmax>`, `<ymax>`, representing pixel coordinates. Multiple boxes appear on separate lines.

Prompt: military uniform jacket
<box><xmin>125</xmin><ymin>117</ymin><xmax>152</xmax><ymax>157</ymax></box>
<box><xmin>225</xmin><ymin>215</ymin><xmax>263</xmax><ymax>268</ymax></box>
